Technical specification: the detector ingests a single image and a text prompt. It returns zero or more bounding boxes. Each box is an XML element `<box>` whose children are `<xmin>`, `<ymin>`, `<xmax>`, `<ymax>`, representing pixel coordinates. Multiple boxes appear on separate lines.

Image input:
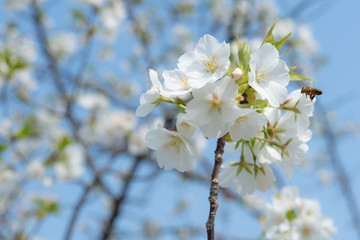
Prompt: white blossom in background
<box><xmin>54</xmin><ymin>144</ymin><xmax>85</xmax><ymax>181</ymax></box>
<box><xmin>178</xmin><ymin>34</ymin><xmax>230</xmax><ymax>88</ymax></box>
<box><xmin>5</xmin><ymin>0</ymin><xmax>47</xmax><ymax>11</ymax></box>
<box><xmin>145</xmin><ymin>127</ymin><xmax>195</xmax><ymax>172</ymax></box>
<box><xmin>258</xmin><ymin>0</ymin><xmax>278</xmax><ymax>26</ymax></box>
<box><xmin>35</xmin><ymin>109</ymin><xmax>66</xmax><ymax>145</ymax></box>
<box><xmin>10</xmin><ymin>71</ymin><xmax>37</xmax><ymax>92</ymax></box>
<box><xmin>26</xmin><ymin>160</ymin><xmax>45</xmax><ymax>180</ymax></box>
<box><xmin>171</xmin><ymin>24</ymin><xmax>194</xmax><ymax>52</ymax></box>
<box><xmin>242</xmin><ymin>193</ymin><xmax>266</xmax><ymax>213</ymax></box>
<box><xmin>273</xmin><ymin>18</ymin><xmax>295</xmax><ymax>38</ymax></box>
<box><xmin>49</xmin><ymin>32</ymin><xmax>77</xmax><ymax>61</ymax></box>
<box><xmin>100</xmin><ymin>0</ymin><xmax>126</xmax><ymax>41</ymax></box>
<box><xmin>317</xmin><ymin>168</ymin><xmax>334</xmax><ymax>185</ymax></box>
<box><xmin>210</xmin><ymin>0</ymin><xmax>232</xmax><ymax>25</ymax></box>
<box><xmin>0</xmin><ymin>169</ymin><xmax>18</xmax><ymax>215</ymax></box>
<box><xmin>76</xmin><ymin>92</ymin><xmax>109</xmax><ymax>111</ymax></box>
<box><xmin>80</xmin><ymin>110</ymin><xmax>135</xmax><ymax>147</ymax></box>
<box><xmin>128</xmin><ymin>118</ymin><xmax>164</xmax><ymax>156</ymax></box>
<box><xmin>0</xmin><ymin>29</ymin><xmax>37</xmax><ymax>93</ymax></box>
<box><xmin>78</xmin><ymin>0</ymin><xmax>105</xmax><ymax>6</ymax></box>
<box><xmin>0</xmin><ymin>119</ymin><xmax>11</xmax><ymax>137</ymax></box>
<box><xmin>261</xmin><ymin>186</ymin><xmax>337</xmax><ymax>240</ymax></box>
<box><xmin>248</xmin><ymin>43</ymin><xmax>290</xmax><ymax>107</ymax></box>
<box><xmin>297</xmin><ymin>25</ymin><xmax>318</xmax><ymax>57</ymax></box>
<box><xmin>5</xmin><ymin>0</ymin><xmax>29</xmax><ymax>11</ymax></box>
<box><xmin>5</xmin><ymin>30</ymin><xmax>37</xmax><ymax>63</ymax></box>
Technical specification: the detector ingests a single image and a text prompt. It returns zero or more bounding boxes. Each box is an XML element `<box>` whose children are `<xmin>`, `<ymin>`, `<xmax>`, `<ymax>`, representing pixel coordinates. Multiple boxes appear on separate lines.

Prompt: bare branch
<box><xmin>101</xmin><ymin>157</ymin><xmax>143</xmax><ymax>240</ymax></box>
<box><xmin>206</xmin><ymin>135</ymin><xmax>226</xmax><ymax>240</ymax></box>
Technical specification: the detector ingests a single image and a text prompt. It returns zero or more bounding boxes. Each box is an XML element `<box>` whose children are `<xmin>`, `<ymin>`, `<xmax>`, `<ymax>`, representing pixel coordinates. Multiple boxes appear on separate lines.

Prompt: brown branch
<box><xmin>101</xmin><ymin>157</ymin><xmax>142</xmax><ymax>240</ymax></box>
<box><xmin>206</xmin><ymin>135</ymin><xmax>226</xmax><ymax>240</ymax></box>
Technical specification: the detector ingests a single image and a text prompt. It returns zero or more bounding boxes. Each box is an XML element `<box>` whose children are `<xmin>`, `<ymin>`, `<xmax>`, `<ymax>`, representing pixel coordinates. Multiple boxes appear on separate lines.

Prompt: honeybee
<box><xmin>301</xmin><ymin>86</ymin><xmax>322</xmax><ymax>101</ymax></box>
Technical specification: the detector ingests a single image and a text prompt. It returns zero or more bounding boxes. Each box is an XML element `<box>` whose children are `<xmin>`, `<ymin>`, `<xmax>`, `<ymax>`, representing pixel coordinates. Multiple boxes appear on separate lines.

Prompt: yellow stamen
<box><xmin>208</xmin><ymin>93</ymin><xmax>222</xmax><ymax>113</ymax></box>
<box><xmin>165</xmin><ymin>136</ymin><xmax>182</xmax><ymax>153</ymax></box>
<box><xmin>301</xmin><ymin>227</ymin><xmax>311</xmax><ymax>236</ymax></box>
<box><xmin>181</xmin><ymin>122</ymin><xmax>190</xmax><ymax>127</ymax></box>
<box><xmin>256</xmin><ymin>68</ymin><xmax>271</xmax><ymax>82</ymax></box>
<box><xmin>236</xmin><ymin>116</ymin><xmax>248</xmax><ymax>123</ymax></box>
<box><xmin>177</xmin><ymin>75</ymin><xmax>189</xmax><ymax>86</ymax></box>
<box><xmin>203</xmin><ymin>56</ymin><xmax>218</xmax><ymax>73</ymax></box>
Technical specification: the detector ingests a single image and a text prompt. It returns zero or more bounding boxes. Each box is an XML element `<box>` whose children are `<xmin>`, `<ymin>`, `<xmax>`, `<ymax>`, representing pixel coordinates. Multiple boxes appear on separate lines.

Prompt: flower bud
<box><xmin>231</xmin><ymin>68</ymin><xmax>243</xmax><ymax>80</ymax></box>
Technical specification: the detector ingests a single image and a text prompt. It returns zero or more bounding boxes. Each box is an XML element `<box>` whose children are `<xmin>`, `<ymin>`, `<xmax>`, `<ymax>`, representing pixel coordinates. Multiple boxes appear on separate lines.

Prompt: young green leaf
<box><xmin>289</xmin><ymin>71</ymin><xmax>317</xmax><ymax>82</ymax></box>
<box><xmin>261</xmin><ymin>18</ymin><xmax>279</xmax><ymax>46</ymax></box>
<box><xmin>271</xmin><ymin>32</ymin><xmax>292</xmax><ymax>51</ymax></box>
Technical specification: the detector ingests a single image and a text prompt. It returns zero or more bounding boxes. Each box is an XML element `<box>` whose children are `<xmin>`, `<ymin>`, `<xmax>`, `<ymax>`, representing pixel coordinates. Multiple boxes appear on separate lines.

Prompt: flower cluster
<box><xmin>137</xmin><ymin>27</ymin><xmax>317</xmax><ymax>194</ymax></box>
<box><xmin>261</xmin><ymin>186</ymin><xmax>337</xmax><ymax>239</ymax></box>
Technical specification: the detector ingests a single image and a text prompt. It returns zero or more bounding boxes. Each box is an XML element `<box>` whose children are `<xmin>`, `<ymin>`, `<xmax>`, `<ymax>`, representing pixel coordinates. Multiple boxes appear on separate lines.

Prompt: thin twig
<box><xmin>206</xmin><ymin>135</ymin><xmax>226</xmax><ymax>240</ymax></box>
<box><xmin>64</xmin><ymin>178</ymin><xmax>97</xmax><ymax>240</ymax></box>
<box><xmin>101</xmin><ymin>157</ymin><xmax>142</xmax><ymax>240</ymax></box>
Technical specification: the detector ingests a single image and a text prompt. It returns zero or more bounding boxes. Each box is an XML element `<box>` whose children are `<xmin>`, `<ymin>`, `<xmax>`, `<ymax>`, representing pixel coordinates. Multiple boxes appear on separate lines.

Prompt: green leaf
<box><xmin>16</xmin><ymin>119</ymin><xmax>36</xmax><ymax>139</ymax></box>
<box><xmin>174</xmin><ymin>97</ymin><xmax>187</xmax><ymax>107</ymax></box>
<box><xmin>227</xmin><ymin>67</ymin><xmax>233</xmax><ymax>76</ymax></box>
<box><xmin>235</xmin><ymin>141</ymin><xmax>241</xmax><ymax>149</ymax></box>
<box><xmin>258</xmin><ymin>166</ymin><xmax>266</xmax><ymax>176</ymax></box>
<box><xmin>236</xmin><ymin>166</ymin><xmax>243</xmax><ymax>176</ymax></box>
<box><xmin>237</xmin><ymin>82</ymin><xmax>249</xmax><ymax>95</ymax></box>
<box><xmin>33</xmin><ymin>198</ymin><xmax>59</xmax><ymax>219</ymax></box>
<box><xmin>0</xmin><ymin>143</ymin><xmax>7</xmax><ymax>153</ymax></box>
<box><xmin>56</xmin><ymin>136</ymin><xmax>73</xmax><ymax>151</ymax></box>
<box><xmin>72</xmin><ymin>9</ymin><xmax>86</xmax><ymax>23</ymax></box>
<box><xmin>286</xmin><ymin>209</ymin><xmax>297</xmax><ymax>222</ymax></box>
<box><xmin>275</xmin><ymin>128</ymin><xmax>286</xmax><ymax>133</ymax></box>
<box><xmin>280</xmin><ymin>48</ymin><xmax>291</xmax><ymax>57</ymax></box>
<box><xmin>245</xmin><ymin>166</ymin><xmax>253</xmax><ymax>175</ymax></box>
<box><xmin>289</xmin><ymin>71</ymin><xmax>317</xmax><ymax>82</ymax></box>
<box><xmin>251</xmin><ymin>99</ymin><xmax>268</xmax><ymax>108</ymax></box>
<box><xmin>280</xmin><ymin>106</ymin><xmax>301</xmax><ymax>114</ymax></box>
<box><xmin>261</xmin><ymin>18</ymin><xmax>279</xmax><ymax>46</ymax></box>
<box><xmin>271</xmin><ymin>32</ymin><xmax>292</xmax><ymax>51</ymax></box>
<box><xmin>238</xmin><ymin>42</ymin><xmax>251</xmax><ymax>72</ymax></box>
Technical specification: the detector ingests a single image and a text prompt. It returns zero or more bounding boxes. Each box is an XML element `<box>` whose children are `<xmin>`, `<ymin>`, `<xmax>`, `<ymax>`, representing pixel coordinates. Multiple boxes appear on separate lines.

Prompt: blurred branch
<box><xmin>317</xmin><ymin>101</ymin><xmax>360</xmax><ymax>240</ymax></box>
<box><xmin>101</xmin><ymin>157</ymin><xmax>143</xmax><ymax>240</ymax></box>
<box><xmin>64</xmin><ymin>175</ymin><xmax>100</xmax><ymax>240</ymax></box>
<box><xmin>31</xmin><ymin>0</ymin><xmax>67</xmax><ymax>100</ymax></box>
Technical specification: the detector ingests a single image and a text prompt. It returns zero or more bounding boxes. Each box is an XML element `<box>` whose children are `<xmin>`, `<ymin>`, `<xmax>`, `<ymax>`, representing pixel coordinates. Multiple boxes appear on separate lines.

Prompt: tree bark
<box><xmin>206</xmin><ymin>135</ymin><xmax>226</xmax><ymax>240</ymax></box>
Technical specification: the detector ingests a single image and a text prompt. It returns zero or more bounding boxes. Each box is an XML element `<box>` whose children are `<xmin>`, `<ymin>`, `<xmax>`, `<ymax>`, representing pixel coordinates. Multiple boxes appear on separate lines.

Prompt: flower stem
<box><xmin>206</xmin><ymin>135</ymin><xmax>226</xmax><ymax>240</ymax></box>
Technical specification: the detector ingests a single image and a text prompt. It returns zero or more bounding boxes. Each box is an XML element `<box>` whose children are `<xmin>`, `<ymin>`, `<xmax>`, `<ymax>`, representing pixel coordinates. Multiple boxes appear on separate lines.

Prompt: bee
<box><xmin>301</xmin><ymin>86</ymin><xmax>322</xmax><ymax>101</ymax></box>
